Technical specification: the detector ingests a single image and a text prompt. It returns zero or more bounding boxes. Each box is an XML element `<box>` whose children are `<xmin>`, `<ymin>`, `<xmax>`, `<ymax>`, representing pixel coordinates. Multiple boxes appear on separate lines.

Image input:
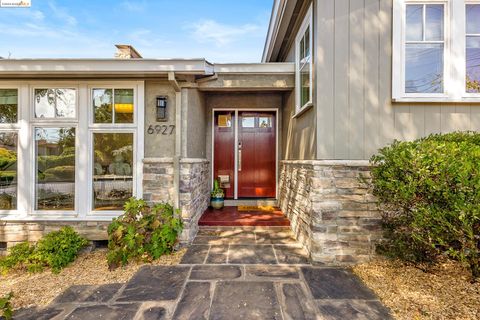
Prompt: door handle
<box><xmin>238</xmin><ymin>141</ymin><xmax>242</xmax><ymax>172</ymax></box>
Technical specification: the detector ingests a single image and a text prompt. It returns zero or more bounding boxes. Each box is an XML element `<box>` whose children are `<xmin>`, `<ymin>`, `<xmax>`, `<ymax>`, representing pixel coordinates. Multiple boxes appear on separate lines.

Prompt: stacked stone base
<box><xmin>0</xmin><ymin>221</ymin><xmax>110</xmax><ymax>255</ymax></box>
<box><xmin>279</xmin><ymin>160</ymin><xmax>381</xmax><ymax>264</ymax></box>
<box><xmin>143</xmin><ymin>158</ymin><xmax>210</xmax><ymax>243</ymax></box>
<box><xmin>1</xmin><ymin>158</ymin><xmax>210</xmax><ymax>254</ymax></box>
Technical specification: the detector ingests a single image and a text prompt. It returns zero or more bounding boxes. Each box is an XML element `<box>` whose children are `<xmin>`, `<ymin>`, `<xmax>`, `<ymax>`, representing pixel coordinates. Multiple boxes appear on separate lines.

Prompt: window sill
<box><xmin>393</xmin><ymin>97</ymin><xmax>480</xmax><ymax>103</ymax></box>
<box><xmin>292</xmin><ymin>102</ymin><xmax>313</xmax><ymax>119</ymax></box>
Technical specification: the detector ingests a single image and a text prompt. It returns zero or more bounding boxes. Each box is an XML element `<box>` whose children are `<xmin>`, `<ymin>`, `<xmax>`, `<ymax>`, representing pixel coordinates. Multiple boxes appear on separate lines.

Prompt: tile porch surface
<box><xmin>198</xmin><ymin>206</ymin><xmax>291</xmax><ymax>227</ymax></box>
<box><xmin>14</xmin><ymin>228</ymin><xmax>393</xmax><ymax>320</ymax></box>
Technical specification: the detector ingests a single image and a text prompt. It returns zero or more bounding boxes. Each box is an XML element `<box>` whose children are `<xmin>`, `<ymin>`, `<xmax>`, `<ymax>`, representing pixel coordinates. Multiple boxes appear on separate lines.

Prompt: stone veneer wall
<box><xmin>0</xmin><ymin>158</ymin><xmax>210</xmax><ymax>254</ymax></box>
<box><xmin>279</xmin><ymin>160</ymin><xmax>382</xmax><ymax>264</ymax></box>
<box><xmin>143</xmin><ymin>158</ymin><xmax>210</xmax><ymax>243</ymax></box>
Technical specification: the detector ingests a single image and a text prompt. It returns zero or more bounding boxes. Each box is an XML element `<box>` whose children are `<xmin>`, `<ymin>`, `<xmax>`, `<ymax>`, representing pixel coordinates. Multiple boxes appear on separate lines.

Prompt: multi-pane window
<box><xmin>394</xmin><ymin>1</ymin><xmax>480</xmax><ymax>100</ymax></box>
<box><xmin>0</xmin><ymin>89</ymin><xmax>18</xmax><ymax>211</ymax></box>
<box><xmin>91</xmin><ymin>87</ymin><xmax>136</xmax><ymax>212</ymax></box>
<box><xmin>405</xmin><ymin>3</ymin><xmax>445</xmax><ymax>93</ymax></box>
<box><xmin>295</xmin><ymin>4</ymin><xmax>312</xmax><ymax>112</ymax></box>
<box><xmin>466</xmin><ymin>3</ymin><xmax>480</xmax><ymax>93</ymax></box>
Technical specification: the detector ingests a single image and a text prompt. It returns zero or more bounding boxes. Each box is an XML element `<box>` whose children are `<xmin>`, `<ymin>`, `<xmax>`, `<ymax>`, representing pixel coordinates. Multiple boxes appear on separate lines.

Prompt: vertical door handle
<box><xmin>238</xmin><ymin>141</ymin><xmax>242</xmax><ymax>172</ymax></box>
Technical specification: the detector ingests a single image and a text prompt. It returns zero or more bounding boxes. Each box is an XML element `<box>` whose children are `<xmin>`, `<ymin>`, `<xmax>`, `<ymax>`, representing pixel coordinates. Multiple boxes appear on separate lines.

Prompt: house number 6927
<box><xmin>147</xmin><ymin>124</ymin><xmax>175</xmax><ymax>135</ymax></box>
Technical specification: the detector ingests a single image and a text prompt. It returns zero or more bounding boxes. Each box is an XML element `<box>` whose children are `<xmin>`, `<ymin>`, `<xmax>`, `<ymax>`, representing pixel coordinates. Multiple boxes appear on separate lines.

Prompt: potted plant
<box><xmin>210</xmin><ymin>178</ymin><xmax>225</xmax><ymax>209</ymax></box>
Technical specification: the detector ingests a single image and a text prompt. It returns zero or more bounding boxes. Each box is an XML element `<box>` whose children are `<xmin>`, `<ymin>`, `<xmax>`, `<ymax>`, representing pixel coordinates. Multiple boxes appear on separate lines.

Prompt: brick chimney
<box><xmin>114</xmin><ymin>45</ymin><xmax>143</xmax><ymax>59</ymax></box>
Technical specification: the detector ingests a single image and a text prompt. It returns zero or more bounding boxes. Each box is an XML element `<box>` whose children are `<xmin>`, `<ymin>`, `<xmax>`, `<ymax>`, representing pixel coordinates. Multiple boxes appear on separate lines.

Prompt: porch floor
<box><xmin>198</xmin><ymin>206</ymin><xmax>290</xmax><ymax>227</ymax></box>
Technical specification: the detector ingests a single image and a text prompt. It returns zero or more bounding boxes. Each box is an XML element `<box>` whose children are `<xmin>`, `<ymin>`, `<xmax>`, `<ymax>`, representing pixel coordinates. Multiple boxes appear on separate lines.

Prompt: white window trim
<box><xmin>294</xmin><ymin>3</ymin><xmax>313</xmax><ymax>115</ymax></box>
<box><xmin>0</xmin><ymin>80</ymin><xmax>144</xmax><ymax>221</ymax></box>
<box><xmin>393</xmin><ymin>0</ymin><xmax>480</xmax><ymax>102</ymax></box>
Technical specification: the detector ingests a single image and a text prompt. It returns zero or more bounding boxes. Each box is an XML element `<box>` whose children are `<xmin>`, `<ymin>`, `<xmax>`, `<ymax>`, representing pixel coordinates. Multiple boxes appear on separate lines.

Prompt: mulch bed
<box><xmin>0</xmin><ymin>248</ymin><xmax>185</xmax><ymax>309</ymax></box>
<box><xmin>352</xmin><ymin>258</ymin><xmax>480</xmax><ymax>320</ymax></box>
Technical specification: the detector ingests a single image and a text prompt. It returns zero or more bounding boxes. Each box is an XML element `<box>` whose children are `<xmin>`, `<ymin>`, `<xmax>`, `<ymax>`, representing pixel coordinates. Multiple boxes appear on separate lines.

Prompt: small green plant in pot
<box><xmin>210</xmin><ymin>179</ymin><xmax>225</xmax><ymax>209</ymax></box>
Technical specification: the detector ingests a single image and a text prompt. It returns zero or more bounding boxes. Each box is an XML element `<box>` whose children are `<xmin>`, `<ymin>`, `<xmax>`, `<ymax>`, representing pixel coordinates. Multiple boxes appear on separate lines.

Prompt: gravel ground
<box><xmin>0</xmin><ymin>248</ymin><xmax>186</xmax><ymax>309</ymax></box>
<box><xmin>353</xmin><ymin>258</ymin><xmax>480</xmax><ymax>320</ymax></box>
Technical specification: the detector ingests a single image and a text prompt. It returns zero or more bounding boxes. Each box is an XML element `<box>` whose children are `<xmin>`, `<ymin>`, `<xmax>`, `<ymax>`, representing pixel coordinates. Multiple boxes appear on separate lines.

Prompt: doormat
<box><xmin>237</xmin><ymin>205</ymin><xmax>276</xmax><ymax>212</ymax></box>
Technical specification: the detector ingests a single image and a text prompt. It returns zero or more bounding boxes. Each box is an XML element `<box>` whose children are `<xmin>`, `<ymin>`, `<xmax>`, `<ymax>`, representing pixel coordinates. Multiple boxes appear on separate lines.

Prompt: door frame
<box><xmin>211</xmin><ymin>108</ymin><xmax>279</xmax><ymax>200</ymax></box>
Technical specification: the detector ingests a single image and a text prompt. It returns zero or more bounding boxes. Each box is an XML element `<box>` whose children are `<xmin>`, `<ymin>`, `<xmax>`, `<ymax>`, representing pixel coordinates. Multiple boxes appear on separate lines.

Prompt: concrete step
<box><xmin>223</xmin><ymin>199</ymin><xmax>278</xmax><ymax>207</ymax></box>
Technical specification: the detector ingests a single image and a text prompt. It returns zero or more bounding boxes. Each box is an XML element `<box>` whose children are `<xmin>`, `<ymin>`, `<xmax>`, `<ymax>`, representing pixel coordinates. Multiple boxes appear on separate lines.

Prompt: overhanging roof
<box><xmin>0</xmin><ymin>58</ymin><xmax>214</xmax><ymax>77</ymax></box>
<box><xmin>262</xmin><ymin>0</ymin><xmax>300</xmax><ymax>62</ymax></box>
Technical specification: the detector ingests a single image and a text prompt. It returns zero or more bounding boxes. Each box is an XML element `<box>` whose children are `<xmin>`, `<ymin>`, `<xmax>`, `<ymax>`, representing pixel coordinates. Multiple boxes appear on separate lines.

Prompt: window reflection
<box><xmin>114</xmin><ymin>89</ymin><xmax>134</xmax><ymax>123</ymax></box>
<box><xmin>242</xmin><ymin>117</ymin><xmax>255</xmax><ymax>128</ymax></box>
<box><xmin>93</xmin><ymin>133</ymin><xmax>133</xmax><ymax>210</ymax></box>
<box><xmin>35</xmin><ymin>128</ymin><xmax>75</xmax><ymax>210</ymax></box>
<box><xmin>0</xmin><ymin>132</ymin><xmax>17</xmax><ymax>210</ymax></box>
<box><xmin>466</xmin><ymin>4</ymin><xmax>480</xmax><ymax>93</ymax></box>
<box><xmin>34</xmin><ymin>89</ymin><xmax>76</xmax><ymax>118</ymax></box>
<box><xmin>0</xmin><ymin>89</ymin><xmax>18</xmax><ymax>123</ymax></box>
<box><xmin>93</xmin><ymin>89</ymin><xmax>113</xmax><ymax>123</ymax></box>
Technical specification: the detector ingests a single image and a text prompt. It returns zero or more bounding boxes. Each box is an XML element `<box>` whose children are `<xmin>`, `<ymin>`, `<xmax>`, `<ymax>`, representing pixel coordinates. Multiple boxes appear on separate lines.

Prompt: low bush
<box><xmin>43</xmin><ymin>165</ymin><xmax>75</xmax><ymax>182</ymax></box>
<box><xmin>0</xmin><ymin>226</ymin><xmax>88</xmax><ymax>274</ymax></box>
<box><xmin>0</xmin><ymin>292</ymin><xmax>13</xmax><ymax>320</ymax></box>
<box><xmin>370</xmin><ymin>132</ymin><xmax>480</xmax><ymax>279</ymax></box>
<box><xmin>107</xmin><ymin>197</ymin><xmax>183</xmax><ymax>269</ymax></box>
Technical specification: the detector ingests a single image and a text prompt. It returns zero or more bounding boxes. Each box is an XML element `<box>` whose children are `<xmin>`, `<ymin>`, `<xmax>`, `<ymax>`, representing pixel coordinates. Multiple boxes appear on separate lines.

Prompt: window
<box><xmin>393</xmin><ymin>0</ymin><xmax>480</xmax><ymax>101</ymax></box>
<box><xmin>92</xmin><ymin>132</ymin><xmax>133</xmax><ymax>211</ymax></box>
<box><xmin>405</xmin><ymin>4</ymin><xmax>444</xmax><ymax>93</ymax></box>
<box><xmin>0</xmin><ymin>89</ymin><xmax>18</xmax><ymax>123</ymax></box>
<box><xmin>34</xmin><ymin>88</ymin><xmax>76</xmax><ymax>118</ymax></box>
<box><xmin>0</xmin><ymin>132</ymin><xmax>17</xmax><ymax>210</ymax></box>
<box><xmin>0</xmin><ymin>81</ymin><xmax>143</xmax><ymax>218</ymax></box>
<box><xmin>35</xmin><ymin>127</ymin><xmax>75</xmax><ymax>211</ymax></box>
<box><xmin>93</xmin><ymin>88</ymin><xmax>134</xmax><ymax>124</ymax></box>
<box><xmin>295</xmin><ymin>4</ymin><xmax>313</xmax><ymax>112</ymax></box>
<box><xmin>466</xmin><ymin>3</ymin><xmax>480</xmax><ymax>93</ymax></box>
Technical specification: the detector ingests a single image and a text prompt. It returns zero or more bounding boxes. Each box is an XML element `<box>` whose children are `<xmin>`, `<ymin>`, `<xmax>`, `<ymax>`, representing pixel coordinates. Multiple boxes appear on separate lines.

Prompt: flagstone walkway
<box><xmin>12</xmin><ymin>227</ymin><xmax>392</xmax><ymax>320</ymax></box>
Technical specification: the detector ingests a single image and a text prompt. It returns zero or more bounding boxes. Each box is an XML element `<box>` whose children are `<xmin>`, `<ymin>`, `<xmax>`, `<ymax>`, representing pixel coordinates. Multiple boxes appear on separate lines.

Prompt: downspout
<box><xmin>168</xmin><ymin>72</ymin><xmax>182</xmax><ymax>209</ymax></box>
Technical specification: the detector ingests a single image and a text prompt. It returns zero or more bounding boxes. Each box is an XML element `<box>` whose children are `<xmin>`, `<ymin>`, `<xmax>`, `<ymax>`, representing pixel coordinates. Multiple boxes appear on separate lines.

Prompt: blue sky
<box><xmin>0</xmin><ymin>0</ymin><xmax>273</xmax><ymax>62</ymax></box>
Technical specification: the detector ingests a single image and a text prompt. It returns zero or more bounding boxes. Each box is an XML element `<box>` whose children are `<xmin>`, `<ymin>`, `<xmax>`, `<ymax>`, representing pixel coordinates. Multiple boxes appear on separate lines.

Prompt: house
<box><xmin>1</xmin><ymin>0</ymin><xmax>479</xmax><ymax>264</ymax></box>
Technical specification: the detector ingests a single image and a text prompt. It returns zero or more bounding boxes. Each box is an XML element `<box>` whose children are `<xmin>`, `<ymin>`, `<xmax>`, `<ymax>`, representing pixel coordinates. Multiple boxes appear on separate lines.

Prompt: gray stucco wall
<box><xmin>144</xmin><ymin>81</ymin><xmax>177</xmax><ymax>158</ymax></box>
<box><xmin>183</xmin><ymin>88</ymin><xmax>207</xmax><ymax>158</ymax></box>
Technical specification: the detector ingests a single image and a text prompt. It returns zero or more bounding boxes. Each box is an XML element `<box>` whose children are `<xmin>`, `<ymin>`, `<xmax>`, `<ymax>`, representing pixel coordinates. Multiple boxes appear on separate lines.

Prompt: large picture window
<box><xmin>295</xmin><ymin>4</ymin><xmax>313</xmax><ymax>113</ymax></box>
<box><xmin>0</xmin><ymin>132</ymin><xmax>17</xmax><ymax>210</ymax></box>
<box><xmin>393</xmin><ymin>0</ymin><xmax>480</xmax><ymax>101</ymax></box>
<box><xmin>35</xmin><ymin>127</ymin><xmax>75</xmax><ymax>211</ymax></box>
<box><xmin>92</xmin><ymin>132</ymin><xmax>133</xmax><ymax>211</ymax></box>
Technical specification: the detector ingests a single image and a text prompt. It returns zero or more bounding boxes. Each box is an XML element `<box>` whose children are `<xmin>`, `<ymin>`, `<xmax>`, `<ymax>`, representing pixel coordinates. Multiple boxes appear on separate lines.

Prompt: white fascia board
<box><xmin>213</xmin><ymin>63</ymin><xmax>295</xmax><ymax>74</ymax></box>
<box><xmin>0</xmin><ymin>58</ymin><xmax>214</xmax><ymax>76</ymax></box>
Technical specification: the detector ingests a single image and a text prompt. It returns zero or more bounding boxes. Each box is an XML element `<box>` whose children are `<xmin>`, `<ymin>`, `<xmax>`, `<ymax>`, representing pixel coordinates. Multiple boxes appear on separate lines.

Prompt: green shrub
<box><xmin>0</xmin><ymin>292</ymin><xmax>13</xmax><ymax>320</ymax></box>
<box><xmin>107</xmin><ymin>198</ymin><xmax>183</xmax><ymax>269</ymax></box>
<box><xmin>0</xmin><ymin>227</ymin><xmax>88</xmax><ymax>274</ymax></box>
<box><xmin>370</xmin><ymin>132</ymin><xmax>480</xmax><ymax>279</ymax></box>
<box><xmin>43</xmin><ymin>165</ymin><xmax>75</xmax><ymax>181</ymax></box>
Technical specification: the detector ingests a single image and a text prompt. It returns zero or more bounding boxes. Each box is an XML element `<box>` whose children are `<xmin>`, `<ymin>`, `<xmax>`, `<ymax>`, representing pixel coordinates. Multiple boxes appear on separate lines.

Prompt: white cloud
<box><xmin>120</xmin><ymin>0</ymin><xmax>146</xmax><ymax>12</ymax></box>
<box><xmin>188</xmin><ymin>20</ymin><xmax>261</xmax><ymax>46</ymax></box>
<box><xmin>48</xmin><ymin>1</ymin><xmax>77</xmax><ymax>26</ymax></box>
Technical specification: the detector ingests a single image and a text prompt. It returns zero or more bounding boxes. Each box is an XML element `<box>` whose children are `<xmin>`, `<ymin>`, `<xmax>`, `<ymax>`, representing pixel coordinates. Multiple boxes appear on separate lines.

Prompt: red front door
<box><xmin>238</xmin><ymin>111</ymin><xmax>276</xmax><ymax>198</ymax></box>
<box><xmin>213</xmin><ymin>111</ymin><xmax>277</xmax><ymax>199</ymax></box>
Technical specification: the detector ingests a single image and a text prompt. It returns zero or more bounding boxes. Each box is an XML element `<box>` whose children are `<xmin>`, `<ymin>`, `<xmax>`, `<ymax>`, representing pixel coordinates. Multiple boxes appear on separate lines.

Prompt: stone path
<box><xmin>12</xmin><ymin>227</ymin><xmax>392</xmax><ymax>320</ymax></box>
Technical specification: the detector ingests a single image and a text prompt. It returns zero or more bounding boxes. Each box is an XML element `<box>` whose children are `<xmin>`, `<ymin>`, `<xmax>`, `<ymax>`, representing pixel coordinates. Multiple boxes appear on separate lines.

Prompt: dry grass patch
<box><xmin>353</xmin><ymin>258</ymin><xmax>480</xmax><ymax>320</ymax></box>
<box><xmin>0</xmin><ymin>248</ymin><xmax>185</xmax><ymax>309</ymax></box>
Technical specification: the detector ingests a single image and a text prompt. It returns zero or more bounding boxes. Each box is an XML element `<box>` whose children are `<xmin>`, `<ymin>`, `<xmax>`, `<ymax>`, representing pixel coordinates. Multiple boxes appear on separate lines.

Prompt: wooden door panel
<box><xmin>238</xmin><ymin>112</ymin><xmax>276</xmax><ymax>198</ymax></box>
<box><xmin>213</xmin><ymin>111</ymin><xmax>235</xmax><ymax>199</ymax></box>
